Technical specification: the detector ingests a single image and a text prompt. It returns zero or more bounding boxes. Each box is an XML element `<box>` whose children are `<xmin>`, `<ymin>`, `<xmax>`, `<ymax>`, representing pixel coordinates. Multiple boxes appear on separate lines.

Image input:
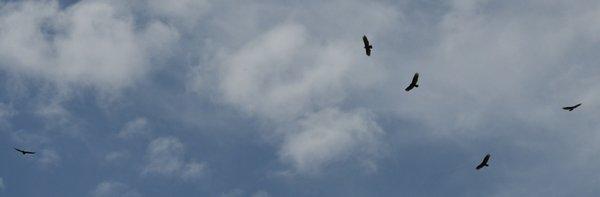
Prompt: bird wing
<box><xmin>363</xmin><ymin>36</ymin><xmax>369</xmax><ymax>47</ymax></box>
<box><xmin>411</xmin><ymin>73</ymin><xmax>419</xmax><ymax>84</ymax></box>
<box><xmin>476</xmin><ymin>163</ymin><xmax>484</xmax><ymax>170</ymax></box>
<box><xmin>14</xmin><ymin>148</ymin><xmax>24</xmax><ymax>153</ymax></box>
<box><xmin>24</xmin><ymin>151</ymin><xmax>35</xmax><ymax>154</ymax></box>
<box><xmin>365</xmin><ymin>48</ymin><xmax>371</xmax><ymax>56</ymax></box>
<box><xmin>482</xmin><ymin>154</ymin><xmax>490</xmax><ymax>163</ymax></box>
<box><xmin>476</xmin><ymin>154</ymin><xmax>490</xmax><ymax>169</ymax></box>
<box><xmin>405</xmin><ymin>84</ymin><xmax>414</xmax><ymax>91</ymax></box>
<box><xmin>563</xmin><ymin>103</ymin><xmax>581</xmax><ymax>110</ymax></box>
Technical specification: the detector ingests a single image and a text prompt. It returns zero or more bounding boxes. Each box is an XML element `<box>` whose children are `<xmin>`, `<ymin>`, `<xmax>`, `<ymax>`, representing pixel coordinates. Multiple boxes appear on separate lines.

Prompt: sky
<box><xmin>1</xmin><ymin>0</ymin><xmax>600</xmax><ymax>196</ymax></box>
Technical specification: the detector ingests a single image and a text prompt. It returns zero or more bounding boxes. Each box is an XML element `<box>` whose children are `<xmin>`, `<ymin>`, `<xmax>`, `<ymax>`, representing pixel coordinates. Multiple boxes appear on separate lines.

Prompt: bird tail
<box><xmin>485</xmin><ymin>164</ymin><xmax>489</xmax><ymax>167</ymax></box>
<box><xmin>414</xmin><ymin>84</ymin><xmax>419</xmax><ymax>87</ymax></box>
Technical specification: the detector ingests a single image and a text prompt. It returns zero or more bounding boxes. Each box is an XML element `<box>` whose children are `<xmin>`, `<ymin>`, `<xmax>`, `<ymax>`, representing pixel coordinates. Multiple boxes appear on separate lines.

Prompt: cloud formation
<box><xmin>117</xmin><ymin>117</ymin><xmax>150</xmax><ymax>139</ymax></box>
<box><xmin>3</xmin><ymin>0</ymin><xmax>600</xmax><ymax>196</ymax></box>
<box><xmin>0</xmin><ymin>177</ymin><xmax>4</xmax><ymax>191</ymax></box>
<box><xmin>280</xmin><ymin>108</ymin><xmax>383</xmax><ymax>174</ymax></box>
<box><xmin>38</xmin><ymin>149</ymin><xmax>61</xmax><ymax>168</ymax></box>
<box><xmin>91</xmin><ymin>181</ymin><xmax>140</xmax><ymax>197</ymax></box>
<box><xmin>0</xmin><ymin>0</ymin><xmax>178</xmax><ymax>90</ymax></box>
<box><xmin>143</xmin><ymin>137</ymin><xmax>207</xmax><ymax>180</ymax></box>
<box><xmin>210</xmin><ymin>1</ymin><xmax>399</xmax><ymax>173</ymax></box>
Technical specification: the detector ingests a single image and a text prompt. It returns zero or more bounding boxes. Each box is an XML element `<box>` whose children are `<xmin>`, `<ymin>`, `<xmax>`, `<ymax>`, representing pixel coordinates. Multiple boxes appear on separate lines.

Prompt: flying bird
<box><xmin>476</xmin><ymin>154</ymin><xmax>490</xmax><ymax>170</ymax></box>
<box><xmin>405</xmin><ymin>73</ymin><xmax>419</xmax><ymax>91</ymax></box>
<box><xmin>362</xmin><ymin>35</ymin><xmax>373</xmax><ymax>56</ymax></box>
<box><xmin>14</xmin><ymin>148</ymin><xmax>35</xmax><ymax>155</ymax></box>
<box><xmin>562</xmin><ymin>103</ymin><xmax>582</xmax><ymax>111</ymax></box>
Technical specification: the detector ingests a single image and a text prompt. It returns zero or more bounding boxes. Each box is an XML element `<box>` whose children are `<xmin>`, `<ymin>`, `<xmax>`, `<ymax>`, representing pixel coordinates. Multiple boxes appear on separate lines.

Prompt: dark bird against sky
<box><xmin>562</xmin><ymin>103</ymin><xmax>582</xmax><ymax>111</ymax></box>
<box><xmin>476</xmin><ymin>154</ymin><xmax>490</xmax><ymax>170</ymax></box>
<box><xmin>405</xmin><ymin>73</ymin><xmax>419</xmax><ymax>92</ymax></box>
<box><xmin>363</xmin><ymin>35</ymin><xmax>373</xmax><ymax>56</ymax></box>
<box><xmin>14</xmin><ymin>148</ymin><xmax>35</xmax><ymax>155</ymax></box>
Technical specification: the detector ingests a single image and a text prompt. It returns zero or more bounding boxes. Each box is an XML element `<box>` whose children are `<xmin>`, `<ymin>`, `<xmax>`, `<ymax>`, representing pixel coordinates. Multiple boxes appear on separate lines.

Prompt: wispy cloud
<box><xmin>0</xmin><ymin>177</ymin><xmax>5</xmax><ymax>191</ymax></box>
<box><xmin>0</xmin><ymin>0</ymin><xmax>178</xmax><ymax>91</ymax></box>
<box><xmin>38</xmin><ymin>149</ymin><xmax>60</xmax><ymax>168</ymax></box>
<box><xmin>104</xmin><ymin>150</ymin><xmax>130</xmax><ymax>164</ymax></box>
<box><xmin>212</xmin><ymin>17</ymin><xmax>394</xmax><ymax>173</ymax></box>
<box><xmin>117</xmin><ymin>117</ymin><xmax>150</xmax><ymax>139</ymax></box>
<box><xmin>90</xmin><ymin>181</ymin><xmax>140</xmax><ymax>197</ymax></box>
<box><xmin>280</xmin><ymin>108</ymin><xmax>384</xmax><ymax>174</ymax></box>
<box><xmin>142</xmin><ymin>137</ymin><xmax>207</xmax><ymax>180</ymax></box>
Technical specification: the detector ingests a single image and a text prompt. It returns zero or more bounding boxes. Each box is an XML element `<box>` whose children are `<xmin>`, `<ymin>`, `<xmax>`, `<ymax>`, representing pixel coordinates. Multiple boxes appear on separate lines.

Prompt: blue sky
<box><xmin>1</xmin><ymin>0</ymin><xmax>600</xmax><ymax>196</ymax></box>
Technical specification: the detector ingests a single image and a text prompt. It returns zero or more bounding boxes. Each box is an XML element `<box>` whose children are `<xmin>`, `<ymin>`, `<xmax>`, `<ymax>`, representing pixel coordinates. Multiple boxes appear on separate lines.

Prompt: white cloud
<box><xmin>369</xmin><ymin>0</ymin><xmax>600</xmax><ymax>138</ymax></box>
<box><xmin>104</xmin><ymin>151</ymin><xmax>130</xmax><ymax>164</ymax></box>
<box><xmin>0</xmin><ymin>177</ymin><xmax>5</xmax><ymax>191</ymax></box>
<box><xmin>10</xmin><ymin>130</ymin><xmax>50</xmax><ymax>146</ymax></box>
<box><xmin>252</xmin><ymin>190</ymin><xmax>270</xmax><ymax>197</ymax></box>
<box><xmin>0</xmin><ymin>103</ymin><xmax>15</xmax><ymax>132</ymax></box>
<box><xmin>280</xmin><ymin>108</ymin><xmax>383</xmax><ymax>174</ymax></box>
<box><xmin>143</xmin><ymin>137</ymin><xmax>207</xmax><ymax>180</ymax></box>
<box><xmin>220</xmin><ymin>189</ymin><xmax>269</xmax><ymax>197</ymax></box>
<box><xmin>0</xmin><ymin>0</ymin><xmax>179</xmax><ymax>91</ymax></box>
<box><xmin>117</xmin><ymin>117</ymin><xmax>150</xmax><ymax>139</ymax></box>
<box><xmin>206</xmin><ymin>1</ymin><xmax>399</xmax><ymax>174</ymax></box>
<box><xmin>216</xmin><ymin>22</ymin><xmax>384</xmax><ymax>121</ymax></box>
<box><xmin>91</xmin><ymin>181</ymin><xmax>140</xmax><ymax>197</ymax></box>
<box><xmin>218</xmin><ymin>23</ymin><xmax>312</xmax><ymax>120</ymax></box>
<box><xmin>220</xmin><ymin>189</ymin><xmax>244</xmax><ymax>197</ymax></box>
<box><xmin>143</xmin><ymin>0</ymin><xmax>210</xmax><ymax>25</ymax></box>
<box><xmin>38</xmin><ymin>149</ymin><xmax>61</xmax><ymax>168</ymax></box>
<box><xmin>34</xmin><ymin>96</ymin><xmax>83</xmax><ymax>136</ymax></box>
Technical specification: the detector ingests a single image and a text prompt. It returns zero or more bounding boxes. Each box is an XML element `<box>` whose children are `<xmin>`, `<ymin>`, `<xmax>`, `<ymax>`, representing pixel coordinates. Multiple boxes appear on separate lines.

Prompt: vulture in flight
<box><xmin>14</xmin><ymin>148</ymin><xmax>35</xmax><ymax>155</ymax></box>
<box><xmin>476</xmin><ymin>154</ymin><xmax>491</xmax><ymax>170</ymax></box>
<box><xmin>362</xmin><ymin>35</ymin><xmax>373</xmax><ymax>56</ymax></box>
<box><xmin>562</xmin><ymin>103</ymin><xmax>582</xmax><ymax>111</ymax></box>
<box><xmin>405</xmin><ymin>73</ymin><xmax>419</xmax><ymax>92</ymax></box>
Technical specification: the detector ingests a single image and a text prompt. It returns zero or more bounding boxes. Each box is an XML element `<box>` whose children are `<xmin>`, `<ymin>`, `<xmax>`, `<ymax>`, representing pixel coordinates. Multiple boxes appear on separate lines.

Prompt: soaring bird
<box><xmin>405</xmin><ymin>73</ymin><xmax>419</xmax><ymax>91</ymax></box>
<box><xmin>362</xmin><ymin>35</ymin><xmax>373</xmax><ymax>56</ymax></box>
<box><xmin>476</xmin><ymin>154</ymin><xmax>491</xmax><ymax>170</ymax></box>
<box><xmin>14</xmin><ymin>148</ymin><xmax>35</xmax><ymax>155</ymax></box>
<box><xmin>562</xmin><ymin>103</ymin><xmax>582</xmax><ymax>111</ymax></box>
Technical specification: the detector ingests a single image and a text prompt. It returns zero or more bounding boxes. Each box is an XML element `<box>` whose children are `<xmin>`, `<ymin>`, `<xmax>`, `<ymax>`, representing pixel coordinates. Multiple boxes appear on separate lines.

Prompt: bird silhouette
<box><xmin>363</xmin><ymin>35</ymin><xmax>373</xmax><ymax>56</ymax></box>
<box><xmin>476</xmin><ymin>154</ymin><xmax>490</xmax><ymax>170</ymax></box>
<box><xmin>405</xmin><ymin>73</ymin><xmax>419</xmax><ymax>91</ymax></box>
<box><xmin>14</xmin><ymin>148</ymin><xmax>35</xmax><ymax>155</ymax></box>
<box><xmin>562</xmin><ymin>103</ymin><xmax>582</xmax><ymax>111</ymax></box>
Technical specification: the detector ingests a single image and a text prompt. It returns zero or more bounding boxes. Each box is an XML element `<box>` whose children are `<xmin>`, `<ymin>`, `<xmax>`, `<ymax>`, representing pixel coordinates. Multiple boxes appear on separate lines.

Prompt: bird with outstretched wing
<box><xmin>14</xmin><ymin>148</ymin><xmax>35</xmax><ymax>155</ymax></box>
<box><xmin>363</xmin><ymin>35</ymin><xmax>373</xmax><ymax>56</ymax></box>
<box><xmin>405</xmin><ymin>73</ymin><xmax>419</xmax><ymax>92</ymax></box>
<box><xmin>476</xmin><ymin>154</ymin><xmax>490</xmax><ymax>170</ymax></box>
<box><xmin>562</xmin><ymin>103</ymin><xmax>582</xmax><ymax>111</ymax></box>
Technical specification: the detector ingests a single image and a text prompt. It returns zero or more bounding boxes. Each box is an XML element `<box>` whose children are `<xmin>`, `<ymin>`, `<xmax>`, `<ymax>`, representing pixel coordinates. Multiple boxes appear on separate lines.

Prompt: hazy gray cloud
<box><xmin>0</xmin><ymin>177</ymin><xmax>4</xmax><ymax>191</ymax></box>
<box><xmin>252</xmin><ymin>190</ymin><xmax>270</xmax><ymax>197</ymax></box>
<box><xmin>90</xmin><ymin>181</ymin><xmax>140</xmax><ymax>197</ymax></box>
<box><xmin>220</xmin><ymin>189</ymin><xmax>270</xmax><ymax>197</ymax></box>
<box><xmin>142</xmin><ymin>0</ymin><xmax>210</xmax><ymax>26</ymax></box>
<box><xmin>4</xmin><ymin>0</ymin><xmax>600</xmax><ymax>196</ymax></box>
<box><xmin>143</xmin><ymin>137</ymin><xmax>207</xmax><ymax>180</ymax></box>
<box><xmin>117</xmin><ymin>117</ymin><xmax>150</xmax><ymax>139</ymax></box>
<box><xmin>104</xmin><ymin>151</ymin><xmax>130</xmax><ymax>164</ymax></box>
<box><xmin>220</xmin><ymin>189</ymin><xmax>244</xmax><ymax>197</ymax></box>
<box><xmin>208</xmin><ymin>1</ymin><xmax>399</xmax><ymax>173</ymax></box>
<box><xmin>0</xmin><ymin>103</ymin><xmax>14</xmax><ymax>128</ymax></box>
<box><xmin>38</xmin><ymin>149</ymin><xmax>61</xmax><ymax>168</ymax></box>
<box><xmin>280</xmin><ymin>108</ymin><xmax>383</xmax><ymax>174</ymax></box>
<box><xmin>0</xmin><ymin>0</ymin><xmax>178</xmax><ymax>91</ymax></box>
